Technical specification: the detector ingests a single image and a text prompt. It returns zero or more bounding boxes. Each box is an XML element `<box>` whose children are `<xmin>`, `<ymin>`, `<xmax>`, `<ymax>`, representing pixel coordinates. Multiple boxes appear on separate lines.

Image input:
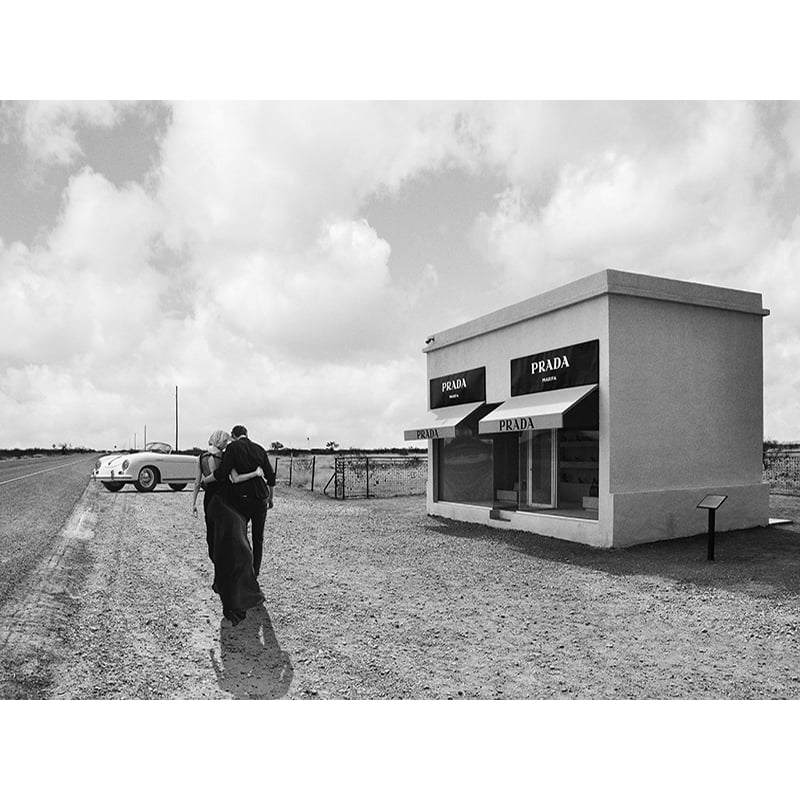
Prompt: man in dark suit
<box><xmin>213</xmin><ymin>424</ymin><xmax>275</xmax><ymax>578</ymax></box>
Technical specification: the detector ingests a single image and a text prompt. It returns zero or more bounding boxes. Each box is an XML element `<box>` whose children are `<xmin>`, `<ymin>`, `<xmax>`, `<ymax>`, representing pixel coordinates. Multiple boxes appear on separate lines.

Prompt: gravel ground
<box><xmin>2</xmin><ymin>477</ymin><xmax>800</xmax><ymax>699</ymax></box>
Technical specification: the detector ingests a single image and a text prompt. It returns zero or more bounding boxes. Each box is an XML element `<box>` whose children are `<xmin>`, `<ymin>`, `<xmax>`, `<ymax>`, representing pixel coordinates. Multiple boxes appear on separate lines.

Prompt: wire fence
<box><xmin>329</xmin><ymin>455</ymin><xmax>428</xmax><ymax>500</ymax></box>
<box><xmin>763</xmin><ymin>451</ymin><xmax>800</xmax><ymax>496</ymax></box>
<box><xmin>273</xmin><ymin>455</ymin><xmax>329</xmax><ymax>492</ymax></box>
<box><xmin>271</xmin><ymin>453</ymin><xmax>427</xmax><ymax>499</ymax></box>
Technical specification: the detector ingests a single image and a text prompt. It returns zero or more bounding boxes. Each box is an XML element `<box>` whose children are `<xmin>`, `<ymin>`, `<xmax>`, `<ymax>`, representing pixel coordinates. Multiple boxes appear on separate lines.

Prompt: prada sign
<box><xmin>430</xmin><ymin>366</ymin><xmax>486</xmax><ymax>409</ymax></box>
<box><xmin>403</xmin><ymin>399</ymin><xmax>486</xmax><ymax>441</ymax></box>
<box><xmin>511</xmin><ymin>339</ymin><xmax>599</xmax><ymax>395</ymax></box>
<box><xmin>413</xmin><ymin>428</ymin><xmax>441</xmax><ymax>439</ymax></box>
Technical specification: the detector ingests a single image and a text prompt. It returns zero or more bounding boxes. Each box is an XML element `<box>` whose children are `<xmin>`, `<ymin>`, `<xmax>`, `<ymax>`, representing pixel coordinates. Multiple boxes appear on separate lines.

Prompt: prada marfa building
<box><xmin>405</xmin><ymin>269</ymin><xmax>770</xmax><ymax>547</ymax></box>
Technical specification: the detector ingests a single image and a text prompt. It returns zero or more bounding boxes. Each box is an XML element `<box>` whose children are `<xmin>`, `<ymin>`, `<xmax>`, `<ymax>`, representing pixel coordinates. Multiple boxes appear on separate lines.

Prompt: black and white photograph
<box><xmin>2</xmin><ymin>2</ymin><xmax>798</xmax><ymax>797</ymax></box>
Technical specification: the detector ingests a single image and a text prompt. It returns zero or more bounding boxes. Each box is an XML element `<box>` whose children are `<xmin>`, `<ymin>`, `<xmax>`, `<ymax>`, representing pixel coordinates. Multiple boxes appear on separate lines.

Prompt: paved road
<box><xmin>0</xmin><ymin>454</ymin><xmax>94</xmax><ymax>485</ymax></box>
<box><xmin>0</xmin><ymin>455</ymin><xmax>98</xmax><ymax>603</ymax></box>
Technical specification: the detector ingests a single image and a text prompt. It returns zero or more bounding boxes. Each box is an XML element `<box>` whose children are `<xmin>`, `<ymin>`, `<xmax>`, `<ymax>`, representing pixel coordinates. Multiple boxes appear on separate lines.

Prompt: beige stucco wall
<box><xmin>606</xmin><ymin>293</ymin><xmax>768</xmax><ymax>545</ymax></box>
<box><xmin>607</xmin><ymin>294</ymin><xmax>764</xmax><ymax>490</ymax></box>
<box><xmin>611</xmin><ymin>483</ymin><xmax>770</xmax><ymax>547</ymax></box>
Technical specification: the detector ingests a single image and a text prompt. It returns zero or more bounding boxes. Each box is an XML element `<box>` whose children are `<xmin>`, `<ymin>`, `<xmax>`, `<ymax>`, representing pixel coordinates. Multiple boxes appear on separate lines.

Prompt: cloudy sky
<box><xmin>2</xmin><ymin>99</ymin><xmax>800</xmax><ymax>450</ymax></box>
<box><xmin>2</xmin><ymin>4</ymin><xmax>798</xmax><ymax>452</ymax></box>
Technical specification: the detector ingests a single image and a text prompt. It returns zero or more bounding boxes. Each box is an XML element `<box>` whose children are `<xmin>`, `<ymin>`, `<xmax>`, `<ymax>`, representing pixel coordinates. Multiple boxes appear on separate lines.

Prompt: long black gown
<box><xmin>208</xmin><ymin>481</ymin><xmax>265</xmax><ymax>625</ymax></box>
<box><xmin>199</xmin><ymin>452</ymin><xmax>221</xmax><ymax>562</ymax></box>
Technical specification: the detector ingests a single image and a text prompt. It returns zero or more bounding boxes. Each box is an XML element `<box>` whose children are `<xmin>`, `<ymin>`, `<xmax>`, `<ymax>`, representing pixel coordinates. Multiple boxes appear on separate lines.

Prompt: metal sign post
<box><xmin>697</xmin><ymin>494</ymin><xmax>728</xmax><ymax>561</ymax></box>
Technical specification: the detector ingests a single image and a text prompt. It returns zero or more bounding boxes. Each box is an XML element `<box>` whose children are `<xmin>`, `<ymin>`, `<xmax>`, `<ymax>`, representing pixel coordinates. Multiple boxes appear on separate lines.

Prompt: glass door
<box><xmin>519</xmin><ymin>429</ymin><xmax>557</xmax><ymax>509</ymax></box>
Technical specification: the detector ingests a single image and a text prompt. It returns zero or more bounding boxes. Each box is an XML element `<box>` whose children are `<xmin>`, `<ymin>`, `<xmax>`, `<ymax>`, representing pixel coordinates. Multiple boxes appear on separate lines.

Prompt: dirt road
<box><xmin>3</xmin><ymin>472</ymin><xmax>800</xmax><ymax>699</ymax></box>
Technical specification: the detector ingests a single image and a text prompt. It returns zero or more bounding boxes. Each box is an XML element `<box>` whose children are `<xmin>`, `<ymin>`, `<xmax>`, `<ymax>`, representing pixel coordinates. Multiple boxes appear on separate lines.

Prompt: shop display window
<box><xmin>516</xmin><ymin>428</ymin><xmax>599</xmax><ymax>517</ymax></box>
<box><xmin>436</xmin><ymin>422</ymin><xmax>494</xmax><ymax>505</ymax></box>
<box><xmin>557</xmin><ymin>429</ymin><xmax>599</xmax><ymax>513</ymax></box>
<box><xmin>434</xmin><ymin>405</ymin><xmax>598</xmax><ymax>518</ymax></box>
<box><xmin>493</xmin><ymin>431</ymin><xmax>520</xmax><ymax>507</ymax></box>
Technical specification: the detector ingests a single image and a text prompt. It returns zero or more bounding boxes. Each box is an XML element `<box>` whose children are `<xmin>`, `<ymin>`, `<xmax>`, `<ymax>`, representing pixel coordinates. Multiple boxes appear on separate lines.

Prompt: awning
<box><xmin>478</xmin><ymin>384</ymin><xmax>598</xmax><ymax>434</ymax></box>
<box><xmin>404</xmin><ymin>401</ymin><xmax>486</xmax><ymax>441</ymax></box>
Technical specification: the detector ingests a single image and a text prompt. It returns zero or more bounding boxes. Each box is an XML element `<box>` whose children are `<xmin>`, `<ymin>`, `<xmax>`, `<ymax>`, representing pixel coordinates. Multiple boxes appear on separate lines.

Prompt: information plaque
<box><xmin>697</xmin><ymin>494</ymin><xmax>727</xmax><ymax>561</ymax></box>
<box><xmin>697</xmin><ymin>494</ymin><xmax>728</xmax><ymax>510</ymax></box>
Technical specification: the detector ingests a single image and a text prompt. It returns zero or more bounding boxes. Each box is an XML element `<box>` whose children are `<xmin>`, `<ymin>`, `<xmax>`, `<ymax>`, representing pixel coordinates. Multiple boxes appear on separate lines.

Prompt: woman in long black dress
<box><xmin>192</xmin><ymin>430</ymin><xmax>265</xmax><ymax>625</ymax></box>
<box><xmin>191</xmin><ymin>430</ymin><xmax>230</xmax><ymax>560</ymax></box>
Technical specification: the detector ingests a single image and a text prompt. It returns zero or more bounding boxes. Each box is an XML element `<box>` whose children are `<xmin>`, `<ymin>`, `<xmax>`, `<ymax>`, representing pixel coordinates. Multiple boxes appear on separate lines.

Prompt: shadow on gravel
<box><xmin>98</xmin><ymin>487</ymin><xmax>189</xmax><ymax>494</ymax></box>
<box><xmin>424</xmin><ymin>516</ymin><xmax>800</xmax><ymax>600</ymax></box>
<box><xmin>209</xmin><ymin>603</ymin><xmax>293</xmax><ymax>699</ymax></box>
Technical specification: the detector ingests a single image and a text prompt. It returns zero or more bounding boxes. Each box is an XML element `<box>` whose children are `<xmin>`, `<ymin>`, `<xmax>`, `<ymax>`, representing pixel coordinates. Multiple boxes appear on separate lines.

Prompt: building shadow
<box><xmin>424</xmin><ymin>515</ymin><xmax>800</xmax><ymax>600</ymax></box>
<box><xmin>210</xmin><ymin>603</ymin><xmax>293</xmax><ymax>699</ymax></box>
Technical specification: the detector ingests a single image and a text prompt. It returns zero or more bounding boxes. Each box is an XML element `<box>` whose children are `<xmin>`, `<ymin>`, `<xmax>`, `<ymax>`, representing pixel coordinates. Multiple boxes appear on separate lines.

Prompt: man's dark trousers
<box><xmin>243</xmin><ymin>495</ymin><xmax>270</xmax><ymax>577</ymax></box>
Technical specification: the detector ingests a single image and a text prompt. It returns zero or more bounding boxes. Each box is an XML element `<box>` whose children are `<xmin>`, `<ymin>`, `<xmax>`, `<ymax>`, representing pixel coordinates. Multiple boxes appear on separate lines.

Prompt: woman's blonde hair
<box><xmin>208</xmin><ymin>429</ymin><xmax>232</xmax><ymax>450</ymax></box>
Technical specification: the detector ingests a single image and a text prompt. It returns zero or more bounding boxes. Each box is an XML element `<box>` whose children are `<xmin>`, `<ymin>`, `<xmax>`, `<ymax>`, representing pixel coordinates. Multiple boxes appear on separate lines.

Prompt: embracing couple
<box><xmin>191</xmin><ymin>425</ymin><xmax>276</xmax><ymax>626</ymax></box>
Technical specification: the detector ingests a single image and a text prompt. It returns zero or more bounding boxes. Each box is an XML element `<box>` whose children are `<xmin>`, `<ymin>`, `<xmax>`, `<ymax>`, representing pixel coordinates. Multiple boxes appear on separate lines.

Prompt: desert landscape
<box><xmin>2</xmin><ymin>455</ymin><xmax>800</xmax><ymax>699</ymax></box>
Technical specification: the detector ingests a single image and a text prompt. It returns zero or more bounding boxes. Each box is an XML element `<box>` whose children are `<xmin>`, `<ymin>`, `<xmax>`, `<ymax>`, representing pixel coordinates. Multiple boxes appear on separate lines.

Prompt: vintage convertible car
<box><xmin>91</xmin><ymin>442</ymin><xmax>198</xmax><ymax>493</ymax></box>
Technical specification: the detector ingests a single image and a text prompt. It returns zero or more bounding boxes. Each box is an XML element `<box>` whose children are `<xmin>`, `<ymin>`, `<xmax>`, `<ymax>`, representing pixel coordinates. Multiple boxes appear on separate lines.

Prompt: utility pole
<box><xmin>175</xmin><ymin>385</ymin><xmax>179</xmax><ymax>451</ymax></box>
<box><xmin>144</xmin><ymin>424</ymin><xmax>147</xmax><ymax>448</ymax></box>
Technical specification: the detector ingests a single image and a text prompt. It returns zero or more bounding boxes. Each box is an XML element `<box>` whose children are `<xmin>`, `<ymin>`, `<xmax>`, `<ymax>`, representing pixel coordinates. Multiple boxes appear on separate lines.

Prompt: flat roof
<box><xmin>424</xmin><ymin>269</ymin><xmax>770</xmax><ymax>352</ymax></box>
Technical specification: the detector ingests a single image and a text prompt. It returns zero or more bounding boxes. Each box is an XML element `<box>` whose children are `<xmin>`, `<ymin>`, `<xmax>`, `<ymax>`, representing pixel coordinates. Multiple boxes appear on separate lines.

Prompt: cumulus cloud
<box><xmin>157</xmin><ymin>102</ymin><xmax>471</xmax><ymax>252</ymax></box>
<box><xmin>470</xmin><ymin>102</ymin><xmax>785</xmax><ymax>296</ymax></box>
<box><xmin>753</xmin><ymin>216</ymin><xmax>800</xmax><ymax>439</ymax></box>
<box><xmin>1</xmin><ymin>101</ymin><xmax>475</xmax><ymax>448</ymax></box>
<box><xmin>0</xmin><ymin>168</ymin><xmax>167</xmax><ymax>367</ymax></box>
<box><xmin>151</xmin><ymin>102</ymin><xmax>477</xmax><ymax>366</ymax></box>
<box><xmin>11</xmin><ymin>101</ymin><xmax>124</xmax><ymax>166</ymax></box>
<box><xmin>188</xmin><ymin>216</ymin><xmax>395</xmax><ymax>360</ymax></box>
<box><xmin>0</xmin><ymin>363</ymin><xmax>128</xmax><ymax>448</ymax></box>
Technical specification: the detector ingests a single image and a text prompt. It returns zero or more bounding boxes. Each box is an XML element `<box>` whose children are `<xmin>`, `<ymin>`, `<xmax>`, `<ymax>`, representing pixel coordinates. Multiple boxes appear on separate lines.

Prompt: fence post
<box><xmin>289</xmin><ymin>454</ymin><xmax>293</xmax><ymax>487</ymax></box>
<box><xmin>365</xmin><ymin>456</ymin><xmax>370</xmax><ymax>499</ymax></box>
<box><xmin>275</xmin><ymin>457</ymin><xmax>279</xmax><ymax>479</ymax></box>
<box><xmin>311</xmin><ymin>456</ymin><xmax>316</xmax><ymax>492</ymax></box>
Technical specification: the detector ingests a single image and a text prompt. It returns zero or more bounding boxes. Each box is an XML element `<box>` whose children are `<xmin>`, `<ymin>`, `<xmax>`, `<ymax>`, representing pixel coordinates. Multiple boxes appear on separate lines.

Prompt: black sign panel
<box><xmin>511</xmin><ymin>339</ymin><xmax>599</xmax><ymax>395</ymax></box>
<box><xmin>430</xmin><ymin>366</ymin><xmax>486</xmax><ymax>409</ymax></box>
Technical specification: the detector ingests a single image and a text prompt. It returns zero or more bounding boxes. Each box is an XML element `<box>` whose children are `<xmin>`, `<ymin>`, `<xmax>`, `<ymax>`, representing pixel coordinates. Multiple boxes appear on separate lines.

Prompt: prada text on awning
<box><xmin>478</xmin><ymin>384</ymin><xmax>598</xmax><ymax>434</ymax></box>
<box><xmin>404</xmin><ymin>401</ymin><xmax>486</xmax><ymax>441</ymax></box>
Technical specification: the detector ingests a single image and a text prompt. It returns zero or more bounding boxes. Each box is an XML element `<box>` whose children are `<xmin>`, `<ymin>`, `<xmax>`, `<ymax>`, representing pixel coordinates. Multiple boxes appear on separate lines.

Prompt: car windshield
<box><xmin>145</xmin><ymin>442</ymin><xmax>172</xmax><ymax>454</ymax></box>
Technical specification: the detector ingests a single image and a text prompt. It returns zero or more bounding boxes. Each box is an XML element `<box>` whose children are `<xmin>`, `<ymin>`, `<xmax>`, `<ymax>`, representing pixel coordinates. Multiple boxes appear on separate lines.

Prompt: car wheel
<box><xmin>134</xmin><ymin>466</ymin><xmax>159</xmax><ymax>492</ymax></box>
<box><xmin>102</xmin><ymin>481</ymin><xmax>124</xmax><ymax>492</ymax></box>
<box><xmin>169</xmin><ymin>483</ymin><xmax>187</xmax><ymax>491</ymax></box>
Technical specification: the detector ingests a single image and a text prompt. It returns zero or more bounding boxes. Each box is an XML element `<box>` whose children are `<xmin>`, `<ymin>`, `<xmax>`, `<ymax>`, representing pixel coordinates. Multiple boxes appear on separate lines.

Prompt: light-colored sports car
<box><xmin>91</xmin><ymin>442</ymin><xmax>198</xmax><ymax>493</ymax></box>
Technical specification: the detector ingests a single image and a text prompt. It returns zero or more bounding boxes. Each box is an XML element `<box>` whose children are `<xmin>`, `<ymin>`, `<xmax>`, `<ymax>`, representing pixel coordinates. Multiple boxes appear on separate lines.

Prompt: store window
<box><xmin>518</xmin><ymin>428</ymin><xmax>599</xmax><ymax>515</ymax></box>
<box><xmin>436</xmin><ymin>419</ymin><xmax>494</xmax><ymax>505</ymax></box>
<box><xmin>557</xmin><ymin>429</ymin><xmax>599</xmax><ymax>512</ymax></box>
<box><xmin>437</xmin><ymin>422</ymin><xmax>599</xmax><ymax>514</ymax></box>
<box><xmin>493</xmin><ymin>431</ymin><xmax>520</xmax><ymax>506</ymax></box>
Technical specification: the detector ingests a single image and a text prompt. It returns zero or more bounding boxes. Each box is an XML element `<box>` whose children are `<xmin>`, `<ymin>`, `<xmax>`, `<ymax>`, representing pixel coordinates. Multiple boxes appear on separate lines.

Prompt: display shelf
<box><xmin>559</xmin><ymin>430</ymin><xmax>599</xmax><ymax>508</ymax></box>
<box><xmin>558</xmin><ymin>481</ymin><xmax>593</xmax><ymax>496</ymax></box>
